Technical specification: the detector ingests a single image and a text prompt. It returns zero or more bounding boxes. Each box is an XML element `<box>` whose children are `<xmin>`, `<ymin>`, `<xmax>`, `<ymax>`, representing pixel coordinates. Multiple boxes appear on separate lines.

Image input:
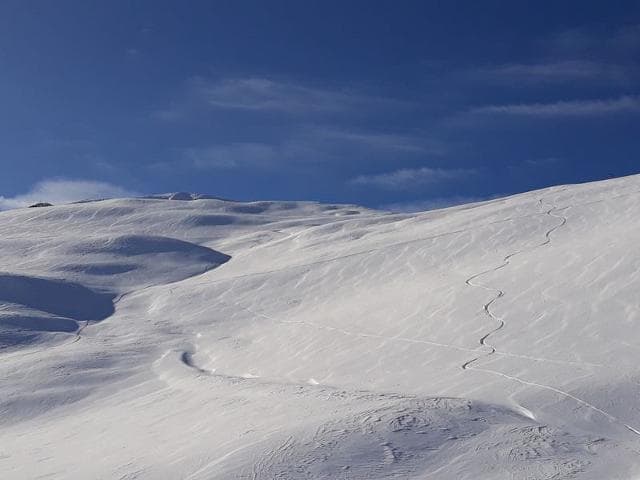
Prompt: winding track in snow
<box><xmin>461</xmin><ymin>198</ymin><xmax>640</xmax><ymax>438</ymax></box>
<box><xmin>461</xmin><ymin>199</ymin><xmax>567</xmax><ymax>370</ymax></box>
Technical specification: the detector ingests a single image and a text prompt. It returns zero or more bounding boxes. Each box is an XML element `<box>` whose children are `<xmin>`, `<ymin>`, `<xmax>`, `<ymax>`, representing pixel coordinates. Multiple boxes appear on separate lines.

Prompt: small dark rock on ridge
<box><xmin>28</xmin><ymin>202</ymin><xmax>53</xmax><ymax>208</ymax></box>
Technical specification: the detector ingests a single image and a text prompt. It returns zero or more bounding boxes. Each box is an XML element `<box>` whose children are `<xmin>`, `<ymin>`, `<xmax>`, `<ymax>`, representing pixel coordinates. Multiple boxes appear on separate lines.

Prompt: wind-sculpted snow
<box><xmin>2</xmin><ymin>176</ymin><xmax>640</xmax><ymax>478</ymax></box>
<box><xmin>0</xmin><ymin>274</ymin><xmax>114</xmax><ymax>348</ymax></box>
<box><xmin>59</xmin><ymin>235</ymin><xmax>230</xmax><ymax>290</ymax></box>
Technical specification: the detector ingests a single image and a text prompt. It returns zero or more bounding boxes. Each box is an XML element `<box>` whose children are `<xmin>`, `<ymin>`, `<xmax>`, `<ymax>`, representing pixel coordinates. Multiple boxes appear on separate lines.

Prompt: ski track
<box><xmin>461</xmin><ymin>196</ymin><xmax>640</xmax><ymax>439</ymax></box>
<box><xmin>461</xmin><ymin>199</ymin><xmax>568</xmax><ymax>371</ymax></box>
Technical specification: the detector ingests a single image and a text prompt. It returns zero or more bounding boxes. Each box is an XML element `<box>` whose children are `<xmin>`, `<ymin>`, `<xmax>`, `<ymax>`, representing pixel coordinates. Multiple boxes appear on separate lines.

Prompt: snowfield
<box><xmin>2</xmin><ymin>176</ymin><xmax>640</xmax><ymax>479</ymax></box>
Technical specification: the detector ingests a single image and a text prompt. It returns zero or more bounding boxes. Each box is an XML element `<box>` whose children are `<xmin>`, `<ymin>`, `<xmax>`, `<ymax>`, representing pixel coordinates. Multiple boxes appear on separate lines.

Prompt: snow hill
<box><xmin>2</xmin><ymin>176</ymin><xmax>640</xmax><ymax>479</ymax></box>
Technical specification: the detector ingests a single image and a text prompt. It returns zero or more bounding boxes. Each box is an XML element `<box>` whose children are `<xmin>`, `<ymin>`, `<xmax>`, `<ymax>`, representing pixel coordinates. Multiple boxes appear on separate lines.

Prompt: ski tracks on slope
<box><xmin>461</xmin><ymin>199</ymin><xmax>567</xmax><ymax>370</ymax></box>
<box><xmin>461</xmin><ymin>197</ymin><xmax>640</xmax><ymax>438</ymax></box>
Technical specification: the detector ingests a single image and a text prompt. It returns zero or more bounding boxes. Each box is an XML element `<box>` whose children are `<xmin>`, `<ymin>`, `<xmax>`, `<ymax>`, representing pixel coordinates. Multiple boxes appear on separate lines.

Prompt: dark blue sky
<box><xmin>1</xmin><ymin>1</ymin><xmax>639</xmax><ymax>210</ymax></box>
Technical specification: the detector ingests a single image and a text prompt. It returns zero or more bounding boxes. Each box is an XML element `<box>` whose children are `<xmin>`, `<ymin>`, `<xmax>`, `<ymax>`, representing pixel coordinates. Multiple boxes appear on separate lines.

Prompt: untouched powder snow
<box><xmin>2</xmin><ymin>176</ymin><xmax>640</xmax><ymax>478</ymax></box>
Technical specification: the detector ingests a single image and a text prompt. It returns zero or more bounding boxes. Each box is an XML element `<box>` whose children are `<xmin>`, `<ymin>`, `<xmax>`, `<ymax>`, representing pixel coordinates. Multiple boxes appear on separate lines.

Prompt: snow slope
<box><xmin>1</xmin><ymin>176</ymin><xmax>640</xmax><ymax>479</ymax></box>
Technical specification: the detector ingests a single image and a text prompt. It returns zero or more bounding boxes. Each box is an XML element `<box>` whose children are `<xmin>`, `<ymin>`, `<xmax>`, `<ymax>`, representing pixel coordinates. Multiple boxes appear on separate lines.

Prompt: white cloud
<box><xmin>350</xmin><ymin>167</ymin><xmax>475</xmax><ymax>191</ymax></box>
<box><xmin>0</xmin><ymin>179</ymin><xmax>137</xmax><ymax>211</ymax></box>
<box><xmin>469</xmin><ymin>95</ymin><xmax>640</xmax><ymax>117</ymax></box>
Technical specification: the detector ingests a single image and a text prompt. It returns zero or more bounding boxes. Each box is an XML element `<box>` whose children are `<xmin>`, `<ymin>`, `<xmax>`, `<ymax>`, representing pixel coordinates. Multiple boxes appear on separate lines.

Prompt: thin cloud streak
<box><xmin>469</xmin><ymin>95</ymin><xmax>640</xmax><ymax>117</ymax></box>
<box><xmin>181</xmin><ymin>127</ymin><xmax>444</xmax><ymax>170</ymax></box>
<box><xmin>309</xmin><ymin>128</ymin><xmax>447</xmax><ymax>155</ymax></box>
<box><xmin>476</xmin><ymin>60</ymin><xmax>639</xmax><ymax>85</ymax></box>
<box><xmin>196</xmin><ymin>77</ymin><xmax>353</xmax><ymax>113</ymax></box>
<box><xmin>156</xmin><ymin>76</ymin><xmax>409</xmax><ymax>119</ymax></box>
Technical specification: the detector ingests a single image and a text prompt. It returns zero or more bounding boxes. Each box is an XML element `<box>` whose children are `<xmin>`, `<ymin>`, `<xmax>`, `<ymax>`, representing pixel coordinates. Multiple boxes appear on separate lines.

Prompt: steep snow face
<box><xmin>1</xmin><ymin>178</ymin><xmax>640</xmax><ymax>479</ymax></box>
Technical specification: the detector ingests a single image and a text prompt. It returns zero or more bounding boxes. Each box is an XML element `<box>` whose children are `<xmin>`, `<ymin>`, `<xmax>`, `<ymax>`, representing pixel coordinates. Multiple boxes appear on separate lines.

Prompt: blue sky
<box><xmin>1</xmin><ymin>1</ymin><xmax>639</xmax><ymax>210</ymax></box>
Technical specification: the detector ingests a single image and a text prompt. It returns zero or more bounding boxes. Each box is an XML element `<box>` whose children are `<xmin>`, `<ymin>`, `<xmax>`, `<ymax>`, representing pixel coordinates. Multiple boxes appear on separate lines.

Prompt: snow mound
<box><xmin>71</xmin><ymin>234</ymin><xmax>222</xmax><ymax>258</ymax></box>
<box><xmin>57</xmin><ymin>235</ymin><xmax>231</xmax><ymax>290</ymax></box>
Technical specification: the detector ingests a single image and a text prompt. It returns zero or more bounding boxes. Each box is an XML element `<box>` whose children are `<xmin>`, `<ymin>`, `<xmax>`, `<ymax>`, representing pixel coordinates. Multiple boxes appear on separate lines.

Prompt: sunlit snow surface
<box><xmin>2</xmin><ymin>177</ymin><xmax>640</xmax><ymax>479</ymax></box>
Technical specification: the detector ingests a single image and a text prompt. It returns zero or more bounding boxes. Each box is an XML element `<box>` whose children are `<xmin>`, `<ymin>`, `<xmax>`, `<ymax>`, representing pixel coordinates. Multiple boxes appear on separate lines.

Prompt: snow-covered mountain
<box><xmin>2</xmin><ymin>175</ymin><xmax>640</xmax><ymax>479</ymax></box>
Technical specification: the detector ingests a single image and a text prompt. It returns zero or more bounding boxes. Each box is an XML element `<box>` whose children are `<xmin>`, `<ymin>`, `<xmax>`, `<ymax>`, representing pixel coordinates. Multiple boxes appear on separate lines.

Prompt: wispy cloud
<box><xmin>156</xmin><ymin>76</ymin><xmax>407</xmax><ymax>119</ymax></box>
<box><xmin>476</xmin><ymin>60</ymin><xmax>638</xmax><ymax>85</ymax></box>
<box><xmin>350</xmin><ymin>167</ymin><xmax>475</xmax><ymax>191</ymax></box>
<box><xmin>308</xmin><ymin>128</ymin><xmax>447</xmax><ymax>155</ymax></box>
<box><xmin>466</xmin><ymin>25</ymin><xmax>640</xmax><ymax>89</ymax></box>
<box><xmin>469</xmin><ymin>95</ymin><xmax>640</xmax><ymax>117</ymax></box>
<box><xmin>0</xmin><ymin>179</ymin><xmax>137</xmax><ymax>211</ymax></box>
<box><xmin>545</xmin><ymin>24</ymin><xmax>640</xmax><ymax>59</ymax></box>
<box><xmin>196</xmin><ymin>77</ymin><xmax>353</xmax><ymax>113</ymax></box>
<box><xmin>181</xmin><ymin>126</ymin><xmax>443</xmax><ymax>170</ymax></box>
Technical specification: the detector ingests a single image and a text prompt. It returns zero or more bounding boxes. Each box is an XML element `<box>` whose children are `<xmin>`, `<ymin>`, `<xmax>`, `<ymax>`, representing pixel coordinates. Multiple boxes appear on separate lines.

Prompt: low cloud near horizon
<box><xmin>0</xmin><ymin>179</ymin><xmax>137</xmax><ymax>211</ymax></box>
<box><xmin>350</xmin><ymin>167</ymin><xmax>476</xmax><ymax>191</ymax></box>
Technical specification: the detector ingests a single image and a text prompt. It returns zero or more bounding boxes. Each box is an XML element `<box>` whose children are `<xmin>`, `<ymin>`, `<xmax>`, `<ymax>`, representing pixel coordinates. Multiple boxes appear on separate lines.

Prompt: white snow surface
<box><xmin>2</xmin><ymin>176</ymin><xmax>640</xmax><ymax>479</ymax></box>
